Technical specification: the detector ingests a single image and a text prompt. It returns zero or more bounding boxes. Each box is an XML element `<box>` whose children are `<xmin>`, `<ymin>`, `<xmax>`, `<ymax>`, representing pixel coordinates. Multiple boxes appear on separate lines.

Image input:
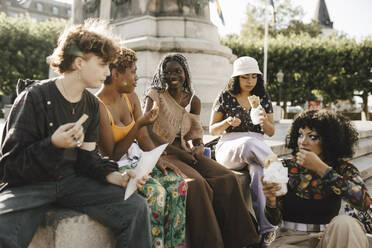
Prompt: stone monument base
<box><xmin>113</xmin><ymin>15</ymin><xmax>235</xmax><ymax>126</ymax></box>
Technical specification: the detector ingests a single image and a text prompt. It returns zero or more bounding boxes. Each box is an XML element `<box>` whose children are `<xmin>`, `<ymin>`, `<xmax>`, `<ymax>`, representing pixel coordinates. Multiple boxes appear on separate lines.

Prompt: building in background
<box><xmin>314</xmin><ymin>0</ymin><xmax>336</xmax><ymax>36</ymax></box>
<box><xmin>0</xmin><ymin>0</ymin><xmax>71</xmax><ymax>21</ymax></box>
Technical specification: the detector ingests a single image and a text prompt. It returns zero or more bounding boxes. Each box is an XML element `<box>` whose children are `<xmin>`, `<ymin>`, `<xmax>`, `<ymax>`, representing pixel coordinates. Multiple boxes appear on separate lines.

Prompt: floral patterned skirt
<box><xmin>137</xmin><ymin>166</ymin><xmax>187</xmax><ymax>248</ymax></box>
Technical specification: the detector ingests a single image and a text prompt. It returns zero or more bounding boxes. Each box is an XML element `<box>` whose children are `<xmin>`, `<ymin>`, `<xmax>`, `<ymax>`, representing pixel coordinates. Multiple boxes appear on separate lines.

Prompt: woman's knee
<box><xmin>329</xmin><ymin>215</ymin><xmax>365</xmax><ymax>232</ymax></box>
<box><xmin>129</xmin><ymin>192</ymin><xmax>149</xmax><ymax>211</ymax></box>
<box><xmin>241</xmin><ymin>138</ymin><xmax>273</xmax><ymax>161</ymax></box>
<box><xmin>187</xmin><ymin>175</ymin><xmax>213</xmax><ymax>198</ymax></box>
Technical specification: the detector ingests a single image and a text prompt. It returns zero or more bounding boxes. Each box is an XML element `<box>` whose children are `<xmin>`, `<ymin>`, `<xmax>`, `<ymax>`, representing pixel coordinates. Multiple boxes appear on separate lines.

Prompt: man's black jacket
<box><xmin>0</xmin><ymin>79</ymin><xmax>117</xmax><ymax>187</ymax></box>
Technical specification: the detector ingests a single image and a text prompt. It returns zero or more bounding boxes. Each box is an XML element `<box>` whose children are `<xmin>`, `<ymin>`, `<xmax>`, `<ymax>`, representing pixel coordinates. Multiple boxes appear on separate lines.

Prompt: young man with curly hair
<box><xmin>0</xmin><ymin>20</ymin><xmax>151</xmax><ymax>248</ymax></box>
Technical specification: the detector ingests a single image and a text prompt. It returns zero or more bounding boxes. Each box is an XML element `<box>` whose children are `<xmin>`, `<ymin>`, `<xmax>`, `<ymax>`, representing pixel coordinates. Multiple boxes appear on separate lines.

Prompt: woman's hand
<box><xmin>226</xmin><ymin>116</ymin><xmax>241</xmax><ymax>127</ymax></box>
<box><xmin>156</xmin><ymin>157</ymin><xmax>184</xmax><ymax>177</ymax></box>
<box><xmin>51</xmin><ymin>122</ymin><xmax>85</xmax><ymax>148</ymax></box>
<box><xmin>177</xmin><ymin>151</ymin><xmax>198</xmax><ymax>166</ymax></box>
<box><xmin>136</xmin><ymin>174</ymin><xmax>149</xmax><ymax>190</ymax></box>
<box><xmin>259</xmin><ymin>108</ymin><xmax>267</xmax><ymax>126</ymax></box>
<box><xmin>262</xmin><ymin>178</ymin><xmax>281</xmax><ymax>207</ymax></box>
<box><xmin>296</xmin><ymin>149</ymin><xmax>329</xmax><ymax>176</ymax></box>
<box><xmin>192</xmin><ymin>144</ymin><xmax>204</xmax><ymax>157</ymax></box>
<box><xmin>138</xmin><ymin>101</ymin><xmax>159</xmax><ymax>127</ymax></box>
<box><xmin>106</xmin><ymin>171</ymin><xmax>149</xmax><ymax>189</ymax></box>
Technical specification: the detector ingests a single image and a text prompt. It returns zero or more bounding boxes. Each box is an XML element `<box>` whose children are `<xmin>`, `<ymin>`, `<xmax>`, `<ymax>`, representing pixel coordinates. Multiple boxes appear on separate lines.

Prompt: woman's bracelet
<box><xmin>194</xmin><ymin>143</ymin><xmax>204</xmax><ymax>148</ymax></box>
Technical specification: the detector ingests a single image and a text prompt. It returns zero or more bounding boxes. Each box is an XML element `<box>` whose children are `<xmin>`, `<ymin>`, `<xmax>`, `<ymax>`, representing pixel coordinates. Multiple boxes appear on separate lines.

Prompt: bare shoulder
<box><xmin>192</xmin><ymin>94</ymin><xmax>201</xmax><ymax>105</ymax></box>
<box><xmin>190</xmin><ymin>94</ymin><xmax>201</xmax><ymax>114</ymax></box>
<box><xmin>128</xmin><ymin>92</ymin><xmax>140</xmax><ymax>104</ymax></box>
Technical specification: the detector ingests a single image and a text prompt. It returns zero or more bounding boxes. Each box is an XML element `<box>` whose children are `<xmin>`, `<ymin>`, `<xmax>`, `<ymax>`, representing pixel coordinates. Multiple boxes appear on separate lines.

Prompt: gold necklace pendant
<box><xmin>60</xmin><ymin>79</ymin><xmax>77</xmax><ymax>115</ymax></box>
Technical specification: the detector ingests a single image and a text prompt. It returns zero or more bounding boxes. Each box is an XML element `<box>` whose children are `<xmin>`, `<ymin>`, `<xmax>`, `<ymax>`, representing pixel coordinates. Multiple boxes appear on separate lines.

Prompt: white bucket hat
<box><xmin>231</xmin><ymin>56</ymin><xmax>262</xmax><ymax>77</ymax></box>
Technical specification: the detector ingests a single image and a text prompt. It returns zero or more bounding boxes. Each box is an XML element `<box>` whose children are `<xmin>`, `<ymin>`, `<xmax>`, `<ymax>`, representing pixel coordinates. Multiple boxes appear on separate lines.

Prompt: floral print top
<box><xmin>265</xmin><ymin>158</ymin><xmax>371</xmax><ymax>225</ymax></box>
<box><xmin>213</xmin><ymin>91</ymin><xmax>273</xmax><ymax>134</ymax></box>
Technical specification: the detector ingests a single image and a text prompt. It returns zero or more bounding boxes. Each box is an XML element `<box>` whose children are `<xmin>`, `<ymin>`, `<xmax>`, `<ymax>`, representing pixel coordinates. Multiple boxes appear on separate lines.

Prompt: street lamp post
<box><xmin>276</xmin><ymin>69</ymin><xmax>284</xmax><ymax>106</ymax></box>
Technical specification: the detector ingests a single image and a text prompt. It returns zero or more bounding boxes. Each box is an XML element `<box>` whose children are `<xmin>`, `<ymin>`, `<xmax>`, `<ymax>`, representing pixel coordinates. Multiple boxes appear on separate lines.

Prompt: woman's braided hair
<box><xmin>150</xmin><ymin>53</ymin><xmax>193</xmax><ymax>94</ymax></box>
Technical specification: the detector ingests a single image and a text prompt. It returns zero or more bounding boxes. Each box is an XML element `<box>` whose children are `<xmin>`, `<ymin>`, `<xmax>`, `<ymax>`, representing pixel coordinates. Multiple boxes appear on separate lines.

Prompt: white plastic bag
<box><xmin>263</xmin><ymin>160</ymin><xmax>289</xmax><ymax>196</ymax></box>
<box><xmin>250</xmin><ymin>105</ymin><xmax>264</xmax><ymax>125</ymax></box>
<box><xmin>117</xmin><ymin>143</ymin><xmax>168</xmax><ymax>200</ymax></box>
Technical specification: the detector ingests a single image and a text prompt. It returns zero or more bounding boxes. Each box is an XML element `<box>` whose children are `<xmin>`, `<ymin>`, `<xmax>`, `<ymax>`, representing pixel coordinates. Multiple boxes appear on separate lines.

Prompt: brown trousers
<box><xmin>165</xmin><ymin>154</ymin><xmax>260</xmax><ymax>248</ymax></box>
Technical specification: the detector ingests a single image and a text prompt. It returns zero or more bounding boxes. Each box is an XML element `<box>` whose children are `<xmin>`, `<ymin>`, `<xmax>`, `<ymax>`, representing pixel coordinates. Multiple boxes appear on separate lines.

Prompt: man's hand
<box><xmin>106</xmin><ymin>171</ymin><xmax>133</xmax><ymax>188</ymax></box>
<box><xmin>51</xmin><ymin>122</ymin><xmax>84</xmax><ymax>148</ymax></box>
<box><xmin>106</xmin><ymin>171</ymin><xmax>149</xmax><ymax>189</ymax></box>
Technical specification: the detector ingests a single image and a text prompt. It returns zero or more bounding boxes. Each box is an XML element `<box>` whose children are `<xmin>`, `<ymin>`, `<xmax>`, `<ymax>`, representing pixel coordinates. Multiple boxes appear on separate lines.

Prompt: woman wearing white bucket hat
<box><xmin>210</xmin><ymin>56</ymin><xmax>278</xmax><ymax>247</ymax></box>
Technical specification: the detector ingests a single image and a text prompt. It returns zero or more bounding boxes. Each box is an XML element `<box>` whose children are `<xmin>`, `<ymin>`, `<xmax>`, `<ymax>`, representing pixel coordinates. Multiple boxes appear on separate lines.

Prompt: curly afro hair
<box><xmin>286</xmin><ymin>109</ymin><xmax>359</xmax><ymax>167</ymax></box>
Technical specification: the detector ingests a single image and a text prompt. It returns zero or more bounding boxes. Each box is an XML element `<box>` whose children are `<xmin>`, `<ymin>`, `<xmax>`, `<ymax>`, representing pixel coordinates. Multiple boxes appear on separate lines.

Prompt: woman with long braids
<box><xmin>144</xmin><ymin>53</ymin><xmax>260</xmax><ymax>248</ymax></box>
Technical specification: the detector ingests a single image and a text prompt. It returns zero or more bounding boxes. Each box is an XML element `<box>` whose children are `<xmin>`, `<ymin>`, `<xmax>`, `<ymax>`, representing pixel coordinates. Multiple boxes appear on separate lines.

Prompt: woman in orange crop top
<box><xmin>96</xmin><ymin>47</ymin><xmax>187</xmax><ymax>248</ymax></box>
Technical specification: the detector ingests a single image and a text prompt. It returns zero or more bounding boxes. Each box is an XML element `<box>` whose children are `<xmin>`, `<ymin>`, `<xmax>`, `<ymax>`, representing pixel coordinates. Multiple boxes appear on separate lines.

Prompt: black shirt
<box><xmin>0</xmin><ymin>79</ymin><xmax>116</xmax><ymax>186</ymax></box>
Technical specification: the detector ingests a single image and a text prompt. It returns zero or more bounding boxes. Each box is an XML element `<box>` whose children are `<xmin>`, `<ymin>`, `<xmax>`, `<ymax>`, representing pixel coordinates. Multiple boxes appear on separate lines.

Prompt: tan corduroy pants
<box><xmin>269</xmin><ymin>215</ymin><xmax>369</xmax><ymax>248</ymax></box>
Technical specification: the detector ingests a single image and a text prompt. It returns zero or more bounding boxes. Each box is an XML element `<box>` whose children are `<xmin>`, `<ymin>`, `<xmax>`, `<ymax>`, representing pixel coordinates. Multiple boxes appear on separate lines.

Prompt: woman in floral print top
<box><xmin>213</xmin><ymin>90</ymin><xmax>273</xmax><ymax>134</ymax></box>
<box><xmin>263</xmin><ymin>109</ymin><xmax>371</xmax><ymax>248</ymax></box>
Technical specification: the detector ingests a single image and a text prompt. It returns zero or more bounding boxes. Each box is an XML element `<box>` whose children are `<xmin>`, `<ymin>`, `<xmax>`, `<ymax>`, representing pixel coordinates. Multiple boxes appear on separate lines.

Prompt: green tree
<box><xmin>0</xmin><ymin>14</ymin><xmax>67</xmax><ymax>96</ymax></box>
<box><xmin>352</xmin><ymin>39</ymin><xmax>372</xmax><ymax>120</ymax></box>
<box><xmin>240</xmin><ymin>0</ymin><xmax>322</xmax><ymax>39</ymax></box>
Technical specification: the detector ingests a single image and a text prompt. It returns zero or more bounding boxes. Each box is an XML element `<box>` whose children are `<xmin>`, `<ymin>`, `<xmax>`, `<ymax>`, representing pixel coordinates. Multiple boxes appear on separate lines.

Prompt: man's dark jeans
<box><xmin>0</xmin><ymin>174</ymin><xmax>151</xmax><ymax>248</ymax></box>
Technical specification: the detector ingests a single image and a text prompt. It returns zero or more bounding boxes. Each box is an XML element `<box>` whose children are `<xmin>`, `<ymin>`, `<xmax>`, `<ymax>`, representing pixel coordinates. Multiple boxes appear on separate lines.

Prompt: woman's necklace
<box><xmin>60</xmin><ymin>79</ymin><xmax>78</xmax><ymax>115</ymax></box>
<box><xmin>236</xmin><ymin>93</ymin><xmax>251</xmax><ymax>110</ymax></box>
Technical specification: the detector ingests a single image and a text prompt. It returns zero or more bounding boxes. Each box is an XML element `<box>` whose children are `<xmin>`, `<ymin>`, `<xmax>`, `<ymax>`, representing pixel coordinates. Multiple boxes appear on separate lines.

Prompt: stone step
<box><xmin>352</xmin><ymin>153</ymin><xmax>372</xmax><ymax>180</ymax></box>
<box><xmin>355</xmin><ymin>138</ymin><xmax>372</xmax><ymax>159</ymax></box>
<box><xmin>204</xmin><ymin>133</ymin><xmax>372</xmax><ymax>159</ymax></box>
<box><xmin>29</xmin><ymin>208</ymin><xmax>114</xmax><ymax>248</ymax></box>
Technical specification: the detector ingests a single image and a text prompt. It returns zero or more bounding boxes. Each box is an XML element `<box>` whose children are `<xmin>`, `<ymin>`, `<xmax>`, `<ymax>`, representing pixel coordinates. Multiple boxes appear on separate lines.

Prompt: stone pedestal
<box><xmin>29</xmin><ymin>208</ymin><xmax>114</xmax><ymax>248</ymax></box>
<box><xmin>70</xmin><ymin>0</ymin><xmax>236</xmax><ymax>127</ymax></box>
<box><xmin>113</xmin><ymin>15</ymin><xmax>235</xmax><ymax>126</ymax></box>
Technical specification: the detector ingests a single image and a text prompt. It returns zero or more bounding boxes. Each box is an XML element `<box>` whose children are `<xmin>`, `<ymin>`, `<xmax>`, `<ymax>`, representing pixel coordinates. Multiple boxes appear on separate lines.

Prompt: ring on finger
<box><xmin>76</xmin><ymin>140</ymin><xmax>81</xmax><ymax>148</ymax></box>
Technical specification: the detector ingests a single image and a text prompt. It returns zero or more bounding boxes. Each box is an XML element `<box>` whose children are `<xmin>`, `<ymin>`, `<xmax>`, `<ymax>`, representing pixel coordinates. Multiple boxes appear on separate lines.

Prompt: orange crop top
<box><xmin>99</xmin><ymin>94</ymin><xmax>135</xmax><ymax>143</ymax></box>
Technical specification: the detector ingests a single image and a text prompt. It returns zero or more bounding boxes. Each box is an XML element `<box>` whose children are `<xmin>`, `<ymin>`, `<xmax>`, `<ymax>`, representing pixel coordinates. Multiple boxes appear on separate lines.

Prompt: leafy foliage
<box><xmin>222</xmin><ymin>34</ymin><xmax>372</xmax><ymax>119</ymax></box>
<box><xmin>0</xmin><ymin>14</ymin><xmax>67</xmax><ymax>95</ymax></box>
<box><xmin>224</xmin><ymin>0</ymin><xmax>371</xmax><ymax>119</ymax></box>
<box><xmin>241</xmin><ymin>0</ymin><xmax>322</xmax><ymax>39</ymax></box>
